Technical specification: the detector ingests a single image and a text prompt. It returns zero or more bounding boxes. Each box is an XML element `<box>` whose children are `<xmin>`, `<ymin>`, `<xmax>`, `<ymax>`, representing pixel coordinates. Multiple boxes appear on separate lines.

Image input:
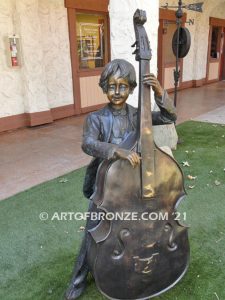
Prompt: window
<box><xmin>76</xmin><ymin>13</ymin><xmax>109</xmax><ymax>69</ymax></box>
<box><xmin>210</xmin><ymin>26</ymin><xmax>220</xmax><ymax>59</ymax></box>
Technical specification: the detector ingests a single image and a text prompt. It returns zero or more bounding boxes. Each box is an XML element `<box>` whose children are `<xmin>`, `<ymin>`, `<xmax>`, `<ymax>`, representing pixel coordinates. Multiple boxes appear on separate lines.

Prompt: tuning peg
<box><xmin>131</xmin><ymin>41</ymin><xmax>137</xmax><ymax>48</ymax></box>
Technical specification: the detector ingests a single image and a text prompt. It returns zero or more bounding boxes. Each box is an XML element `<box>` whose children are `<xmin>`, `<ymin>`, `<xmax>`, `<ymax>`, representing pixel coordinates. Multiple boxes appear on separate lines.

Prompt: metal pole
<box><xmin>174</xmin><ymin>0</ymin><xmax>183</xmax><ymax>107</ymax></box>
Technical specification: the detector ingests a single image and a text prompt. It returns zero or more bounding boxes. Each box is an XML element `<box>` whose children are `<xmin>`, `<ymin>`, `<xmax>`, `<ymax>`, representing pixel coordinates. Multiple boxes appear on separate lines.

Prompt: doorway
<box><xmin>206</xmin><ymin>17</ymin><xmax>225</xmax><ymax>83</ymax></box>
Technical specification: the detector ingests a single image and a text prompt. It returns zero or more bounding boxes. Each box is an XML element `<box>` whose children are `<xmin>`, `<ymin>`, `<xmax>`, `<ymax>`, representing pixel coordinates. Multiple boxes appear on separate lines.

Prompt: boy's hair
<box><xmin>99</xmin><ymin>59</ymin><xmax>137</xmax><ymax>93</ymax></box>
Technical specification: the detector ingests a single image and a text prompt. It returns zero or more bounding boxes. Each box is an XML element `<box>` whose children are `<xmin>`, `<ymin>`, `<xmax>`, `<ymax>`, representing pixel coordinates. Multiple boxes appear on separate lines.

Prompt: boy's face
<box><xmin>107</xmin><ymin>75</ymin><xmax>130</xmax><ymax>109</ymax></box>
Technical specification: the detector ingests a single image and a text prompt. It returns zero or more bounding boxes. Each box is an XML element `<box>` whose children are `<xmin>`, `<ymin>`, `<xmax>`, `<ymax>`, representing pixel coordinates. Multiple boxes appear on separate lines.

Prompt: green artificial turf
<box><xmin>0</xmin><ymin>121</ymin><xmax>224</xmax><ymax>300</ymax></box>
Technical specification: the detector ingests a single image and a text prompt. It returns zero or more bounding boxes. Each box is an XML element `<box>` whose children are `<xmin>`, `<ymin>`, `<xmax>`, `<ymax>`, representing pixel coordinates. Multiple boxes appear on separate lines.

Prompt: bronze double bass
<box><xmin>87</xmin><ymin>9</ymin><xmax>189</xmax><ymax>300</ymax></box>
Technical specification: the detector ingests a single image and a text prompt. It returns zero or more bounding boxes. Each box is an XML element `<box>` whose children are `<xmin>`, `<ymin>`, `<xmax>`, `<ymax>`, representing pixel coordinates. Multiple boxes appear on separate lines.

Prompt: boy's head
<box><xmin>99</xmin><ymin>59</ymin><xmax>137</xmax><ymax>93</ymax></box>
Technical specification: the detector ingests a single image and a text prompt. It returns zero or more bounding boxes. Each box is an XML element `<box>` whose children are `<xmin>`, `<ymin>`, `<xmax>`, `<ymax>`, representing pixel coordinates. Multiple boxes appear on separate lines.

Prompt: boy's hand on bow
<box><xmin>115</xmin><ymin>149</ymin><xmax>141</xmax><ymax>168</ymax></box>
<box><xmin>143</xmin><ymin>73</ymin><xmax>163</xmax><ymax>97</ymax></box>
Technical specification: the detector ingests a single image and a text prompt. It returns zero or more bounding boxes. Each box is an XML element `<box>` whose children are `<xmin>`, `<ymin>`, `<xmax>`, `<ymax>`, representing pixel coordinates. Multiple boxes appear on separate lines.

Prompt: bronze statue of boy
<box><xmin>65</xmin><ymin>58</ymin><xmax>176</xmax><ymax>299</ymax></box>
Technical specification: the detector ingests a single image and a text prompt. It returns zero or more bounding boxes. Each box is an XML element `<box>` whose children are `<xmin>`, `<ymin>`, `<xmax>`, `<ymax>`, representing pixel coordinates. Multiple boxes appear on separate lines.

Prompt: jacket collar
<box><xmin>100</xmin><ymin>103</ymin><xmax>137</xmax><ymax>142</ymax></box>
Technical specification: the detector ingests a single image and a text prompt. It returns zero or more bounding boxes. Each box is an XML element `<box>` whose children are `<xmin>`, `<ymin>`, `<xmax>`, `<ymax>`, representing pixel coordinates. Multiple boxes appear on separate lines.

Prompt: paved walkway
<box><xmin>0</xmin><ymin>115</ymin><xmax>91</xmax><ymax>200</ymax></box>
<box><xmin>176</xmin><ymin>81</ymin><xmax>225</xmax><ymax>123</ymax></box>
<box><xmin>0</xmin><ymin>81</ymin><xmax>225</xmax><ymax>200</ymax></box>
<box><xmin>194</xmin><ymin>105</ymin><xmax>225</xmax><ymax>124</ymax></box>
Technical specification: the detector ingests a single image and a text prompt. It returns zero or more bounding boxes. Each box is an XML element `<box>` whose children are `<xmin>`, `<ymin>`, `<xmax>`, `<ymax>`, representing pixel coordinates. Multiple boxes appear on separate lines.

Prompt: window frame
<box><xmin>65</xmin><ymin>0</ymin><xmax>110</xmax><ymax>114</ymax></box>
<box><xmin>75</xmin><ymin>9</ymin><xmax>110</xmax><ymax>75</ymax></box>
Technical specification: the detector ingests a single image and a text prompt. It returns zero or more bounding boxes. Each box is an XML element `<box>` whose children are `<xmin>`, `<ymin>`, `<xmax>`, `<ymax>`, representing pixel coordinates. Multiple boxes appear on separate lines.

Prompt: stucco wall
<box><xmin>109</xmin><ymin>0</ymin><xmax>159</xmax><ymax>107</ymax></box>
<box><xmin>192</xmin><ymin>0</ymin><xmax>225</xmax><ymax>80</ymax></box>
<box><xmin>38</xmin><ymin>0</ymin><xmax>73</xmax><ymax>109</ymax></box>
<box><xmin>16</xmin><ymin>0</ymin><xmax>50</xmax><ymax>113</ymax></box>
<box><xmin>1</xmin><ymin>0</ymin><xmax>224</xmax><ymax>120</ymax></box>
<box><xmin>211</xmin><ymin>2</ymin><xmax>225</xmax><ymax>18</ymax></box>
<box><xmin>0</xmin><ymin>0</ymin><xmax>159</xmax><ymax>118</ymax></box>
<box><xmin>0</xmin><ymin>0</ymin><xmax>73</xmax><ymax>118</ymax></box>
<box><xmin>0</xmin><ymin>0</ymin><xmax>25</xmax><ymax>118</ymax></box>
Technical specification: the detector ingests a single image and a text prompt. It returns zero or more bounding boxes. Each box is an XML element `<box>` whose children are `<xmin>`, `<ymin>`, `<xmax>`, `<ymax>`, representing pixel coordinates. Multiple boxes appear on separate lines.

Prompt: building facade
<box><xmin>0</xmin><ymin>0</ymin><xmax>224</xmax><ymax>133</ymax></box>
<box><xmin>158</xmin><ymin>0</ymin><xmax>225</xmax><ymax>90</ymax></box>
